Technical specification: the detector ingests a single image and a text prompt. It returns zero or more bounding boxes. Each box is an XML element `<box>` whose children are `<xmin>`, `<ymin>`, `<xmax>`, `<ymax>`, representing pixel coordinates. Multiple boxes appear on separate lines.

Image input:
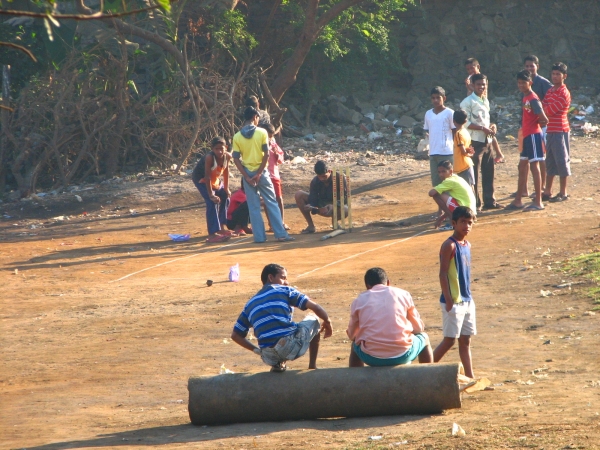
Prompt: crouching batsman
<box><xmin>231</xmin><ymin>263</ymin><xmax>333</xmax><ymax>372</ymax></box>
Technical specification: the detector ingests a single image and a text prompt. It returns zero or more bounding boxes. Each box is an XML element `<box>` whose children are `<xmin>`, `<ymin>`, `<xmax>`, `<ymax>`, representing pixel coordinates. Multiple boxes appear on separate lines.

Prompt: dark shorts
<box><xmin>521</xmin><ymin>133</ymin><xmax>545</xmax><ymax>162</ymax></box>
<box><xmin>352</xmin><ymin>333</ymin><xmax>429</xmax><ymax>367</ymax></box>
<box><xmin>430</xmin><ymin>155</ymin><xmax>454</xmax><ymax>186</ymax></box>
<box><xmin>545</xmin><ymin>132</ymin><xmax>571</xmax><ymax>177</ymax></box>
<box><xmin>271</xmin><ymin>177</ymin><xmax>283</xmax><ymax>197</ymax></box>
<box><xmin>456</xmin><ymin>166</ymin><xmax>475</xmax><ymax>186</ymax></box>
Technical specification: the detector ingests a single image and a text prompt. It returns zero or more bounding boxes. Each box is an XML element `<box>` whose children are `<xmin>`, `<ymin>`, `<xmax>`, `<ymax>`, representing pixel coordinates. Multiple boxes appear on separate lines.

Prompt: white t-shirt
<box><xmin>423</xmin><ymin>108</ymin><xmax>455</xmax><ymax>156</ymax></box>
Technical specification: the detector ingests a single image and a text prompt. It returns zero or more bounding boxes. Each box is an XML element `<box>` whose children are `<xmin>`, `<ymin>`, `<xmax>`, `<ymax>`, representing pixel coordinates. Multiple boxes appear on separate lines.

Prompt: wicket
<box><xmin>332</xmin><ymin>167</ymin><xmax>352</xmax><ymax>232</ymax></box>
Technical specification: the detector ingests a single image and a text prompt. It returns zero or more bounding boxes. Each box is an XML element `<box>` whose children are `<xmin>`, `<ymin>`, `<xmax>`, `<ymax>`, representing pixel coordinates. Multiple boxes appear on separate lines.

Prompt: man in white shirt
<box><xmin>460</xmin><ymin>74</ymin><xmax>502</xmax><ymax>210</ymax></box>
<box><xmin>423</xmin><ymin>86</ymin><xmax>455</xmax><ymax>187</ymax></box>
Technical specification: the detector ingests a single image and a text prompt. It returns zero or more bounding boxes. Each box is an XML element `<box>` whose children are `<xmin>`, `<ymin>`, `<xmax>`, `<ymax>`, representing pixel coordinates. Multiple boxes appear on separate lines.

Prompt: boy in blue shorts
<box><xmin>506</xmin><ymin>70</ymin><xmax>549</xmax><ymax>211</ymax></box>
<box><xmin>433</xmin><ymin>206</ymin><xmax>477</xmax><ymax>378</ymax></box>
<box><xmin>231</xmin><ymin>263</ymin><xmax>333</xmax><ymax>372</ymax></box>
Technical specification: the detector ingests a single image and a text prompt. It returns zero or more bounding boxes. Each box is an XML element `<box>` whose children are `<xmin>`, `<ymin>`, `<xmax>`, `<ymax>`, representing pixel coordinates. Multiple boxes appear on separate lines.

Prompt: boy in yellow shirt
<box><xmin>452</xmin><ymin>110</ymin><xmax>475</xmax><ymax>188</ymax></box>
<box><xmin>429</xmin><ymin>161</ymin><xmax>477</xmax><ymax>230</ymax></box>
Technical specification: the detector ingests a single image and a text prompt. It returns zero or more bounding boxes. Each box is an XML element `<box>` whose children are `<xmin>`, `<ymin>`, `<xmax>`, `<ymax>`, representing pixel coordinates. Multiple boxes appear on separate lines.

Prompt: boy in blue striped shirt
<box><xmin>231</xmin><ymin>263</ymin><xmax>333</xmax><ymax>372</ymax></box>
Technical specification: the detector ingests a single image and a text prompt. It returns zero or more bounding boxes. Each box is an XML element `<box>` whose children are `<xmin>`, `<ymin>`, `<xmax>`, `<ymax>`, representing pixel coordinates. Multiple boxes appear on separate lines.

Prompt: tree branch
<box><xmin>0</xmin><ymin>3</ymin><xmax>170</xmax><ymax>21</ymax></box>
<box><xmin>316</xmin><ymin>0</ymin><xmax>364</xmax><ymax>30</ymax></box>
<box><xmin>0</xmin><ymin>42</ymin><xmax>38</xmax><ymax>62</ymax></box>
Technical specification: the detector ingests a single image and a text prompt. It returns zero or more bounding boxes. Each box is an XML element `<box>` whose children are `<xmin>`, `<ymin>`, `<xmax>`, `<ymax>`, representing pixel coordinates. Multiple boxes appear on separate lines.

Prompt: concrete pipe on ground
<box><xmin>188</xmin><ymin>363</ymin><xmax>462</xmax><ymax>425</ymax></box>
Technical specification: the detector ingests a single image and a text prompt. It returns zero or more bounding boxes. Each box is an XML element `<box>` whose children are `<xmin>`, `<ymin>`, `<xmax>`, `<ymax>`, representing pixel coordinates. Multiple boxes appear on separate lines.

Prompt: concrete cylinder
<box><xmin>188</xmin><ymin>363</ymin><xmax>462</xmax><ymax>425</ymax></box>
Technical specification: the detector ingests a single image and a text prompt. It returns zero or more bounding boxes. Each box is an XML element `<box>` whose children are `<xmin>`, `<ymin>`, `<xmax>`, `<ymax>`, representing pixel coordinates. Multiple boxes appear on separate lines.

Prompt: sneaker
<box><xmin>438</xmin><ymin>223</ymin><xmax>453</xmax><ymax>231</ymax></box>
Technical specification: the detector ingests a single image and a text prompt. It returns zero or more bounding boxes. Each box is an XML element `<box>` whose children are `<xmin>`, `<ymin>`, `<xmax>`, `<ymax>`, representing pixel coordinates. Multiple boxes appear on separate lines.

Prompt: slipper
<box><xmin>206</xmin><ymin>234</ymin><xmax>231</xmax><ymax>243</ymax></box>
<box><xmin>504</xmin><ymin>203</ymin><xmax>525</xmax><ymax>210</ymax></box>
<box><xmin>235</xmin><ymin>230</ymin><xmax>247</xmax><ymax>236</ymax></box>
<box><xmin>266</xmin><ymin>228</ymin><xmax>274</xmax><ymax>233</ymax></box>
<box><xmin>270</xmin><ymin>362</ymin><xmax>287</xmax><ymax>373</ymax></box>
<box><xmin>283</xmin><ymin>224</ymin><xmax>291</xmax><ymax>230</ymax></box>
<box><xmin>550</xmin><ymin>194</ymin><xmax>570</xmax><ymax>202</ymax></box>
<box><xmin>277</xmin><ymin>236</ymin><xmax>296</xmax><ymax>242</ymax></box>
<box><xmin>301</xmin><ymin>227</ymin><xmax>315</xmax><ymax>234</ymax></box>
<box><xmin>438</xmin><ymin>224</ymin><xmax>453</xmax><ymax>231</ymax></box>
<box><xmin>523</xmin><ymin>204</ymin><xmax>545</xmax><ymax>211</ymax></box>
<box><xmin>542</xmin><ymin>194</ymin><xmax>551</xmax><ymax>202</ymax></box>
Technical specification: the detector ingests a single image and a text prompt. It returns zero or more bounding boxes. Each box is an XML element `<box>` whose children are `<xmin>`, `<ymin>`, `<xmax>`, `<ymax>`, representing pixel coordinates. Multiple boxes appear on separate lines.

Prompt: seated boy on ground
<box><xmin>226</xmin><ymin>180</ymin><xmax>252</xmax><ymax>236</ymax></box>
<box><xmin>429</xmin><ymin>160</ymin><xmax>477</xmax><ymax>230</ymax></box>
<box><xmin>347</xmin><ymin>267</ymin><xmax>433</xmax><ymax>367</ymax></box>
<box><xmin>231</xmin><ymin>263</ymin><xmax>333</xmax><ymax>372</ymax></box>
<box><xmin>295</xmin><ymin>160</ymin><xmax>347</xmax><ymax>234</ymax></box>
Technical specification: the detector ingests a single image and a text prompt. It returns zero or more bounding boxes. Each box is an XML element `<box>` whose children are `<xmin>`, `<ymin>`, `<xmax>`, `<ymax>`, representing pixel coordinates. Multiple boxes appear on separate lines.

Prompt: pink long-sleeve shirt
<box><xmin>346</xmin><ymin>285</ymin><xmax>425</xmax><ymax>358</ymax></box>
<box><xmin>267</xmin><ymin>139</ymin><xmax>284</xmax><ymax>180</ymax></box>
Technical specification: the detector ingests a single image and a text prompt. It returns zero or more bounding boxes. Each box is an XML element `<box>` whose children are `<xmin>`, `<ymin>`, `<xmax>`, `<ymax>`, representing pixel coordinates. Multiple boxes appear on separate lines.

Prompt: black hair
<box><xmin>244</xmin><ymin>106</ymin><xmax>259</xmax><ymax>121</ymax></box>
<box><xmin>314</xmin><ymin>160</ymin><xmax>328</xmax><ymax>175</ymax></box>
<box><xmin>261</xmin><ymin>123</ymin><xmax>276</xmax><ymax>134</ymax></box>
<box><xmin>437</xmin><ymin>160</ymin><xmax>453</xmax><ymax>170</ymax></box>
<box><xmin>364</xmin><ymin>267</ymin><xmax>388</xmax><ymax>287</ymax></box>
<box><xmin>430</xmin><ymin>86</ymin><xmax>446</xmax><ymax>97</ymax></box>
<box><xmin>453</xmin><ymin>109</ymin><xmax>468</xmax><ymax>125</ymax></box>
<box><xmin>517</xmin><ymin>69</ymin><xmax>532</xmax><ymax>82</ymax></box>
<box><xmin>452</xmin><ymin>206</ymin><xmax>475</xmax><ymax>222</ymax></box>
<box><xmin>261</xmin><ymin>263</ymin><xmax>285</xmax><ymax>285</ymax></box>
<box><xmin>465</xmin><ymin>57</ymin><xmax>479</xmax><ymax>67</ymax></box>
<box><xmin>245</xmin><ymin>95</ymin><xmax>259</xmax><ymax>108</ymax></box>
<box><xmin>552</xmin><ymin>62</ymin><xmax>568</xmax><ymax>74</ymax></box>
<box><xmin>470</xmin><ymin>73</ymin><xmax>487</xmax><ymax>84</ymax></box>
<box><xmin>524</xmin><ymin>55</ymin><xmax>539</xmax><ymax>65</ymax></box>
<box><xmin>211</xmin><ymin>136</ymin><xmax>227</xmax><ymax>147</ymax></box>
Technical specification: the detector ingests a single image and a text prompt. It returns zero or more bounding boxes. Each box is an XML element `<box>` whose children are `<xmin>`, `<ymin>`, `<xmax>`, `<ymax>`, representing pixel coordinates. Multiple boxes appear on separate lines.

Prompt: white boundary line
<box><xmin>296</xmin><ymin>229</ymin><xmax>433</xmax><ymax>278</ymax></box>
<box><xmin>109</xmin><ymin>237</ymin><xmax>251</xmax><ymax>283</ymax></box>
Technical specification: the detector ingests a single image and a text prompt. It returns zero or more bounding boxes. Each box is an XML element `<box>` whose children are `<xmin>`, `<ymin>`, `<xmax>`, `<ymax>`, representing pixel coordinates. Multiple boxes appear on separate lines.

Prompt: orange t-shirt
<box><xmin>453</xmin><ymin>128</ymin><xmax>473</xmax><ymax>174</ymax></box>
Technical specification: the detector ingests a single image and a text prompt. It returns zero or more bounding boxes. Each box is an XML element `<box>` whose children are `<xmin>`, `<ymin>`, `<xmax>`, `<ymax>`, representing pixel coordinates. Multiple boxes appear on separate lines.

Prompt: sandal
<box><xmin>283</xmin><ymin>224</ymin><xmax>291</xmax><ymax>230</ymax></box>
<box><xmin>523</xmin><ymin>204</ymin><xmax>545</xmax><ymax>211</ymax></box>
<box><xmin>549</xmin><ymin>194</ymin><xmax>570</xmax><ymax>202</ymax></box>
<box><xmin>277</xmin><ymin>236</ymin><xmax>295</xmax><ymax>242</ymax></box>
<box><xmin>504</xmin><ymin>203</ymin><xmax>524</xmax><ymax>210</ymax></box>
<box><xmin>301</xmin><ymin>227</ymin><xmax>315</xmax><ymax>234</ymax></box>
<box><xmin>206</xmin><ymin>234</ymin><xmax>231</xmax><ymax>243</ymax></box>
<box><xmin>270</xmin><ymin>362</ymin><xmax>287</xmax><ymax>373</ymax></box>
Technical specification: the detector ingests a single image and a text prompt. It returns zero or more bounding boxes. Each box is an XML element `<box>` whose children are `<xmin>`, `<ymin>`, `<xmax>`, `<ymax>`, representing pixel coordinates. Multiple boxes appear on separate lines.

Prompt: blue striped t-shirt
<box><xmin>233</xmin><ymin>284</ymin><xmax>309</xmax><ymax>348</ymax></box>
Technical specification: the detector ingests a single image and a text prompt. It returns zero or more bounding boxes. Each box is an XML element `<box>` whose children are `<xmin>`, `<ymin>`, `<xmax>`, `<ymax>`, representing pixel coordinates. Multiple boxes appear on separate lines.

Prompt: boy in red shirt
<box><xmin>261</xmin><ymin>123</ymin><xmax>289</xmax><ymax>231</ymax></box>
<box><xmin>542</xmin><ymin>62</ymin><xmax>572</xmax><ymax>202</ymax></box>
<box><xmin>226</xmin><ymin>181</ymin><xmax>252</xmax><ymax>235</ymax></box>
<box><xmin>506</xmin><ymin>70</ymin><xmax>548</xmax><ymax>211</ymax></box>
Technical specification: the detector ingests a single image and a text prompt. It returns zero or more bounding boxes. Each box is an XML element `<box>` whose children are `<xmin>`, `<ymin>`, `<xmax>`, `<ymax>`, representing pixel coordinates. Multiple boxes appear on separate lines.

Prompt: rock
<box><xmin>313</xmin><ymin>132</ymin><xmax>329</xmax><ymax>141</ymax></box>
<box><xmin>413</xmin><ymin>125</ymin><xmax>425</xmax><ymax>136</ymax></box>
<box><xmin>293</xmin><ymin>150</ymin><xmax>308</xmax><ymax>157</ymax></box>
<box><xmin>397</xmin><ymin>115</ymin><xmax>417</xmax><ymax>128</ymax></box>
<box><xmin>328</xmin><ymin>101</ymin><xmax>363</xmax><ymax>125</ymax></box>
<box><xmin>291</xmin><ymin>156</ymin><xmax>308</xmax><ymax>164</ymax></box>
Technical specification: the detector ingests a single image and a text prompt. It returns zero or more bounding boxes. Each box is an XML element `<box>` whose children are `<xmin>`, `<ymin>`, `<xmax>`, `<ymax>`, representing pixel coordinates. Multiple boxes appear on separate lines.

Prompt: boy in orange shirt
<box><xmin>452</xmin><ymin>110</ymin><xmax>475</xmax><ymax>188</ymax></box>
<box><xmin>347</xmin><ymin>268</ymin><xmax>433</xmax><ymax>367</ymax></box>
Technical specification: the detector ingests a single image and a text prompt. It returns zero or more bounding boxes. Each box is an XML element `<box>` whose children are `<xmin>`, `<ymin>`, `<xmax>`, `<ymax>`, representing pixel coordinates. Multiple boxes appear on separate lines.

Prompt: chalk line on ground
<box><xmin>296</xmin><ymin>229</ymin><xmax>433</xmax><ymax>278</ymax></box>
<box><xmin>109</xmin><ymin>237</ymin><xmax>251</xmax><ymax>283</ymax></box>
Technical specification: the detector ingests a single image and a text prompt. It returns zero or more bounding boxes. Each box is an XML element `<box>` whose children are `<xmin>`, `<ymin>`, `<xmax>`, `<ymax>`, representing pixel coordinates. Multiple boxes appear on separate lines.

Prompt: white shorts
<box><xmin>440</xmin><ymin>300</ymin><xmax>477</xmax><ymax>338</ymax></box>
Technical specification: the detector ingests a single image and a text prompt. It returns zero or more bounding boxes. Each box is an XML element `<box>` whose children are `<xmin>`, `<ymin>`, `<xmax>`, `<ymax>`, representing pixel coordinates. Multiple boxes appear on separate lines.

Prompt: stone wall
<box><xmin>394</xmin><ymin>0</ymin><xmax>600</xmax><ymax>101</ymax></box>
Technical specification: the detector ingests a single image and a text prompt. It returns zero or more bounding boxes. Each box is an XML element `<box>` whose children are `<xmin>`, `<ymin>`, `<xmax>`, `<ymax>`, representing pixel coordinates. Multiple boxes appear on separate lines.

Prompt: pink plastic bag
<box><xmin>228</xmin><ymin>263</ymin><xmax>240</xmax><ymax>282</ymax></box>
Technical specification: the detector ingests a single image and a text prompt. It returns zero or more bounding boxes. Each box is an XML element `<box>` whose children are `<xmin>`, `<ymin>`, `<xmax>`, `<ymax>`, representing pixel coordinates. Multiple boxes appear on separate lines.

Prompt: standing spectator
<box><xmin>506</xmin><ymin>70</ymin><xmax>549</xmax><ymax>211</ymax></box>
<box><xmin>261</xmin><ymin>123</ymin><xmax>289</xmax><ymax>231</ymax></box>
<box><xmin>542</xmin><ymin>62</ymin><xmax>572</xmax><ymax>202</ymax></box>
<box><xmin>191</xmin><ymin>137</ymin><xmax>231</xmax><ymax>243</ymax></box>
<box><xmin>246</xmin><ymin>95</ymin><xmax>271</xmax><ymax>128</ymax></box>
<box><xmin>232</xmin><ymin>107</ymin><xmax>294</xmax><ymax>243</ymax></box>
<box><xmin>460</xmin><ymin>74</ymin><xmax>502</xmax><ymax>211</ymax></box>
<box><xmin>424</xmin><ymin>86</ymin><xmax>455</xmax><ymax>189</ymax></box>
<box><xmin>463</xmin><ymin>58</ymin><xmax>505</xmax><ymax>163</ymax></box>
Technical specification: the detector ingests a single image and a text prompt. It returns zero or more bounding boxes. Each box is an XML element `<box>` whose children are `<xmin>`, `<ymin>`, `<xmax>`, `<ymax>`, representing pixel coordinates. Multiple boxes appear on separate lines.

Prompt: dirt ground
<box><xmin>2</xmin><ymin>136</ymin><xmax>600</xmax><ymax>450</ymax></box>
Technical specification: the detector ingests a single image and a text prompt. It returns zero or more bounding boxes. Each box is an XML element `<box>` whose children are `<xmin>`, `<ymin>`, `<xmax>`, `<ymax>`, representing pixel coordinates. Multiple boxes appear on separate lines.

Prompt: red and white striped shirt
<box><xmin>543</xmin><ymin>84</ymin><xmax>571</xmax><ymax>133</ymax></box>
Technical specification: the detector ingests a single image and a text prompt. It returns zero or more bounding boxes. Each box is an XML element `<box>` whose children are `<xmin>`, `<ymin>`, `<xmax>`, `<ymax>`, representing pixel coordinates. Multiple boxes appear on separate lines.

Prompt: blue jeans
<box><xmin>194</xmin><ymin>181</ymin><xmax>229</xmax><ymax>235</ymax></box>
<box><xmin>242</xmin><ymin>168</ymin><xmax>289</xmax><ymax>243</ymax></box>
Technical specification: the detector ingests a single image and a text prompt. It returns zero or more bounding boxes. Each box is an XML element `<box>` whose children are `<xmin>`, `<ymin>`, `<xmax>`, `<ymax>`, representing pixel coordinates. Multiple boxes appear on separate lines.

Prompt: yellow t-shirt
<box><xmin>434</xmin><ymin>174</ymin><xmax>477</xmax><ymax>213</ymax></box>
<box><xmin>232</xmin><ymin>126</ymin><xmax>268</xmax><ymax>172</ymax></box>
<box><xmin>453</xmin><ymin>128</ymin><xmax>474</xmax><ymax>174</ymax></box>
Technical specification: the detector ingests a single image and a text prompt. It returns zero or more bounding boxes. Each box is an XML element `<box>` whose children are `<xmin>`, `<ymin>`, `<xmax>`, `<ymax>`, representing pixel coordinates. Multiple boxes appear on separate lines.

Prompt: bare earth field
<box><xmin>2</xmin><ymin>137</ymin><xmax>600</xmax><ymax>450</ymax></box>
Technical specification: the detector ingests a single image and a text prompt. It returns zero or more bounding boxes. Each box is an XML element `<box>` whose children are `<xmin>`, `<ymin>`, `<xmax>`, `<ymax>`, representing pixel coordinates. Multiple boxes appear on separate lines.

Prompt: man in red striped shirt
<box><xmin>542</xmin><ymin>62</ymin><xmax>572</xmax><ymax>202</ymax></box>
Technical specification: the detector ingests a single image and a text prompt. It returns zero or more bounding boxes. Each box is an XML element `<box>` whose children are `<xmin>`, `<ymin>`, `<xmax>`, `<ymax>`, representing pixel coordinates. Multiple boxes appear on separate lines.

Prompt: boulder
<box><xmin>328</xmin><ymin>101</ymin><xmax>363</xmax><ymax>125</ymax></box>
<box><xmin>397</xmin><ymin>115</ymin><xmax>417</xmax><ymax>128</ymax></box>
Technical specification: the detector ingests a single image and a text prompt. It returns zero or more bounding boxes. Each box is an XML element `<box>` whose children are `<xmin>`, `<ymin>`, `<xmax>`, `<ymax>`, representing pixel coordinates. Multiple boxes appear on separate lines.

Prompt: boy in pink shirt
<box><xmin>347</xmin><ymin>268</ymin><xmax>433</xmax><ymax>367</ymax></box>
<box><xmin>261</xmin><ymin>123</ymin><xmax>289</xmax><ymax>231</ymax></box>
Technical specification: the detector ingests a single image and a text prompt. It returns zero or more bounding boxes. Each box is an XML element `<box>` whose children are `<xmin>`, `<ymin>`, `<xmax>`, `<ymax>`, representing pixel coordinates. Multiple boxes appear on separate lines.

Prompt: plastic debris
<box><xmin>540</xmin><ymin>290</ymin><xmax>553</xmax><ymax>297</ymax></box>
<box><xmin>229</xmin><ymin>263</ymin><xmax>240</xmax><ymax>282</ymax></box>
<box><xmin>168</xmin><ymin>233</ymin><xmax>190</xmax><ymax>242</ymax></box>
<box><xmin>452</xmin><ymin>423</ymin><xmax>466</xmax><ymax>436</ymax></box>
<box><xmin>219</xmin><ymin>364</ymin><xmax>234</xmax><ymax>374</ymax></box>
<box><xmin>582</xmin><ymin>122</ymin><xmax>599</xmax><ymax>134</ymax></box>
<box><xmin>291</xmin><ymin>156</ymin><xmax>307</xmax><ymax>164</ymax></box>
<box><xmin>75</xmin><ymin>195</ymin><xmax>83</xmax><ymax>202</ymax></box>
<box><xmin>369</xmin><ymin>436</ymin><xmax>383</xmax><ymax>441</ymax></box>
<box><xmin>463</xmin><ymin>377</ymin><xmax>491</xmax><ymax>393</ymax></box>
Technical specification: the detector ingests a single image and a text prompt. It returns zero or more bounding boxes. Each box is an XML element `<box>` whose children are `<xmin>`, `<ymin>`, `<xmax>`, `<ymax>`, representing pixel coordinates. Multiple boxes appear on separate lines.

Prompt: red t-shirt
<box><xmin>543</xmin><ymin>84</ymin><xmax>571</xmax><ymax>133</ymax></box>
<box><xmin>227</xmin><ymin>189</ymin><xmax>246</xmax><ymax>221</ymax></box>
<box><xmin>521</xmin><ymin>91</ymin><xmax>543</xmax><ymax>138</ymax></box>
